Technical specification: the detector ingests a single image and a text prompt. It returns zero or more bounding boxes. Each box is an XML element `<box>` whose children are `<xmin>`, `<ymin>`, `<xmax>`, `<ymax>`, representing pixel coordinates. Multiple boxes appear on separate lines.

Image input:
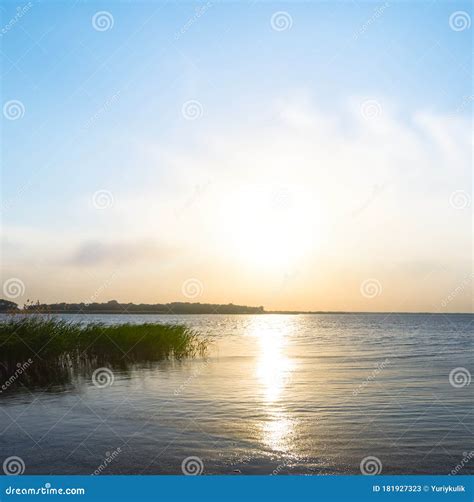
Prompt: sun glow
<box><xmin>219</xmin><ymin>186</ymin><xmax>318</xmax><ymax>270</ymax></box>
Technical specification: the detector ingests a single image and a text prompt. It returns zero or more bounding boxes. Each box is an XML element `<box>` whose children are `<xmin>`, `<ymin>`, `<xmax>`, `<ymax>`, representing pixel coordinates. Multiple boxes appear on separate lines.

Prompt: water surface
<box><xmin>1</xmin><ymin>313</ymin><xmax>472</xmax><ymax>475</ymax></box>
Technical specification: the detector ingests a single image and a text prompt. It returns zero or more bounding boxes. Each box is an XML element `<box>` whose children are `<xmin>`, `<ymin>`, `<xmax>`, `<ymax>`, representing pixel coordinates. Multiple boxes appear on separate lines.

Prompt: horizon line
<box><xmin>1</xmin><ymin>298</ymin><xmax>471</xmax><ymax>316</ymax></box>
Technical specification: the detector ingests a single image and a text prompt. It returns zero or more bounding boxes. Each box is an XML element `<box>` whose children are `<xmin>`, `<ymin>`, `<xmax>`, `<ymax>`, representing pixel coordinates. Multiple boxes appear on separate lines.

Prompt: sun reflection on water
<box><xmin>261</xmin><ymin>409</ymin><xmax>298</xmax><ymax>452</ymax></box>
<box><xmin>250</xmin><ymin>317</ymin><xmax>298</xmax><ymax>453</ymax></box>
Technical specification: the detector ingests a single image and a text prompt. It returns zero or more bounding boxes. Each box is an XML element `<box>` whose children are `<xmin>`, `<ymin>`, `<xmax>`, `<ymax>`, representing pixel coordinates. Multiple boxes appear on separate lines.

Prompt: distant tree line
<box><xmin>15</xmin><ymin>299</ymin><xmax>265</xmax><ymax>315</ymax></box>
<box><xmin>0</xmin><ymin>299</ymin><xmax>19</xmax><ymax>312</ymax></box>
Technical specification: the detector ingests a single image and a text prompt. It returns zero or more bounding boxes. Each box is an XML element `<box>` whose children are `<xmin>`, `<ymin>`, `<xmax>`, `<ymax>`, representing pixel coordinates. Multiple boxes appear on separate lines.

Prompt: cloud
<box><xmin>70</xmin><ymin>240</ymin><xmax>175</xmax><ymax>266</ymax></box>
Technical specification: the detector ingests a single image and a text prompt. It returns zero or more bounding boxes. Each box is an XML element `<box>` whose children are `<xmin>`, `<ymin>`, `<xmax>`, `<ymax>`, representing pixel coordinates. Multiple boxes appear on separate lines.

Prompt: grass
<box><xmin>0</xmin><ymin>316</ymin><xmax>207</xmax><ymax>389</ymax></box>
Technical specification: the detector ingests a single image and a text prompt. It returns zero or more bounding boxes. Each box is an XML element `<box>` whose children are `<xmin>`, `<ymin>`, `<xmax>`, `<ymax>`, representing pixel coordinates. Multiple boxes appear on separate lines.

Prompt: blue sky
<box><xmin>1</xmin><ymin>1</ymin><xmax>472</xmax><ymax>311</ymax></box>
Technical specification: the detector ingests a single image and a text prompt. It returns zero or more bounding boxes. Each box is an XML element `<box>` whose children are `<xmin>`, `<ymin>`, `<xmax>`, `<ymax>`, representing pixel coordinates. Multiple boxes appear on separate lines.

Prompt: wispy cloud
<box><xmin>70</xmin><ymin>240</ymin><xmax>176</xmax><ymax>266</ymax></box>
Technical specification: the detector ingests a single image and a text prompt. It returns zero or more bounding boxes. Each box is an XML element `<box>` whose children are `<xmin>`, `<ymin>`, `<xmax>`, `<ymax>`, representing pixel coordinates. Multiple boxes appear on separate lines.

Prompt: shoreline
<box><xmin>2</xmin><ymin>311</ymin><xmax>472</xmax><ymax>315</ymax></box>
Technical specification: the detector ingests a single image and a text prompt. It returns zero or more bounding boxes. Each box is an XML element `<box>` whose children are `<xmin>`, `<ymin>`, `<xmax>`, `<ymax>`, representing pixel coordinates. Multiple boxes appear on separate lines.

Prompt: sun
<box><xmin>218</xmin><ymin>185</ymin><xmax>318</xmax><ymax>270</ymax></box>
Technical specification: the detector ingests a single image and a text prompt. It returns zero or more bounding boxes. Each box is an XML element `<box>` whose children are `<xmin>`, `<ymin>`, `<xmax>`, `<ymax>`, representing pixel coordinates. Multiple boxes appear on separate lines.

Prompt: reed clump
<box><xmin>0</xmin><ymin>316</ymin><xmax>207</xmax><ymax>389</ymax></box>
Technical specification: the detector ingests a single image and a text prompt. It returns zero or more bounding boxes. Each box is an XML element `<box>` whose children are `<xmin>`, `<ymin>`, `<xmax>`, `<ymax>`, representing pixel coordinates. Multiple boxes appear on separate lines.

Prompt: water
<box><xmin>1</xmin><ymin>313</ymin><xmax>472</xmax><ymax>475</ymax></box>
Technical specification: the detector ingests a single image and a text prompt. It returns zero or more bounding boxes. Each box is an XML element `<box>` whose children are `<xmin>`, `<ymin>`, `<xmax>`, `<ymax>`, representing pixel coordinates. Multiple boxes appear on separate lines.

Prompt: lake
<box><xmin>0</xmin><ymin>313</ymin><xmax>472</xmax><ymax>475</ymax></box>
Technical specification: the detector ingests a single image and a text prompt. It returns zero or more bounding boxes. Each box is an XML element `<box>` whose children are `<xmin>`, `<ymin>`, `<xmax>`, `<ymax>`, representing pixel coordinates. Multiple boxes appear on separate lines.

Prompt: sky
<box><xmin>1</xmin><ymin>0</ymin><xmax>472</xmax><ymax>312</ymax></box>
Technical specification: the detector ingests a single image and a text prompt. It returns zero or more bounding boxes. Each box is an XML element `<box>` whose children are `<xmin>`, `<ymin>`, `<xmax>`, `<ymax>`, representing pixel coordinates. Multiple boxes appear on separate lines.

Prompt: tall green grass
<box><xmin>0</xmin><ymin>316</ymin><xmax>207</xmax><ymax>388</ymax></box>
